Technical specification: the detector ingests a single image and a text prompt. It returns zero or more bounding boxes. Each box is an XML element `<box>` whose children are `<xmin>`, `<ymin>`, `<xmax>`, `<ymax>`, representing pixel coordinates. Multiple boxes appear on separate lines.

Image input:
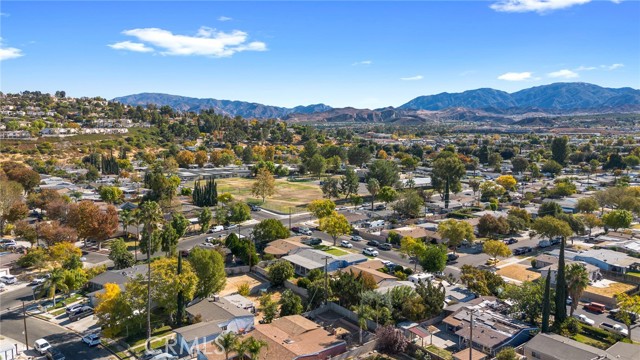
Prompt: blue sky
<box><xmin>1</xmin><ymin>1</ymin><xmax>639</xmax><ymax>108</ymax></box>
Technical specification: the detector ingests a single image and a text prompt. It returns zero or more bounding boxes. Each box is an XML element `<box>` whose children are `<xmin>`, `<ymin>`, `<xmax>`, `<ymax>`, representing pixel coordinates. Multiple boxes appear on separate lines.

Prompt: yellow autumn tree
<box><xmin>496</xmin><ymin>175</ymin><xmax>517</xmax><ymax>192</ymax></box>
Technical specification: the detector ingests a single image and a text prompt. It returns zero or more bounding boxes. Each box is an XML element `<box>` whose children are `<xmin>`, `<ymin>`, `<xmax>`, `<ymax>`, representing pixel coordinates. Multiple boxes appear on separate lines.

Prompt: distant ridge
<box><xmin>113</xmin><ymin>83</ymin><xmax>640</xmax><ymax>120</ymax></box>
<box><xmin>112</xmin><ymin>93</ymin><xmax>332</xmax><ymax>119</ymax></box>
<box><xmin>400</xmin><ymin>82</ymin><xmax>640</xmax><ymax>111</ymax></box>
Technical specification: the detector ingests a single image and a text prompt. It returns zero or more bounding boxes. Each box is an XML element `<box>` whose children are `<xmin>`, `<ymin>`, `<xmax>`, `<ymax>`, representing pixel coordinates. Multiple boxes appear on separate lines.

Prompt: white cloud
<box><xmin>575</xmin><ymin>65</ymin><xmax>596</xmax><ymax>71</ymax></box>
<box><xmin>400</xmin><ymin>75</ymin><xmax>423</xmax><ymax>81</ymax></box>
<box><xmin>111</xmin><ymin>26</ymin><xmax>267</xmax><ymax>57</ymax></box>
<box><xmin>352</xmin><ymin>60</ymin><xmax>372</xmax><ymax>66</ymax></box>
<box><xmin>548</xmin><ymin>69</ymin><xmax>579</xmax><ymax>79</ymax></box>
<box><xmin>108</xmin><ymin>41</ymin><xmax>154</xmax><ymax>53</ymax></box>
<box><xmin>490</xmin><ymin>0</ymin><xmax>591</xmax><ymax>13</ymax></box>
<box><xmin>610</xmin><ymin>0</ymin><xmax>622</xmax><ymax>4</ymax></box>
<box><xmin>0</xmin><ymin>12</ymin><xmax>9</xmax><ymax>17</ymax></box>
<box><xmin>218</xmin><ymin>16</ymin><xmax>232</xmax><ymax>22</ymax></box>
<box><xmin>497</xmin><ymin>72</ymin><xmax>533</xmax><ymax>81</ymax></box>
<box><xmin>602</xmin><ymin>63</ymin><xmax>624</xmax><ymax>70</ymax></box>
<box><xmin>0</xmin><ymin>38</ymin><xmax>23</xmax><ymax>61</ymax></box>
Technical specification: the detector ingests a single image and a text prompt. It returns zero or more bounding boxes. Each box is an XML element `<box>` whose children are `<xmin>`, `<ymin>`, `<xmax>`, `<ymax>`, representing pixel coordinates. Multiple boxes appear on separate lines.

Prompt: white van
<box><xmin>209</xmin><ymin>225</ymin><xmax>224</xmax><ymax>233</ymax></box>
<box><xmin>408</xmin><ymin>273</ymin><xmax>434</xmax><ymax>284</ymax></box>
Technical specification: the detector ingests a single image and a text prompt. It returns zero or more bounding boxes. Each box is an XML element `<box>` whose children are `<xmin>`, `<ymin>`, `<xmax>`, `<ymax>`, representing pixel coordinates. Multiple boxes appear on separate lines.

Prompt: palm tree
<box><xmin>353</xmin><ymin>303</ymin><xmax>373</xmax><ymax>344</ymax></box>
<box><xmin>138</xmin><ymin>201</ymin><xmax>164</xmax><ymax>342</ymax></box>
<box><xmin>39</xmin><ymin>268</ymin><xmax>68</xmax><ymax>306</ymax></box>
<box><xmin>566</xmin><ymin>263</ymin><xmax>590</xmax><ymax>316</ymax></box>
<box><xmin>120</xmin><ymin>209</ymin><xmax>133</xmax><ymax>240</ymax></box>
<box><xmin>233</xmin><ymin>340</ymin><xmax>248</xmax><ymax>360</ymax></box>
<box><xmin>243</xmin><ymin>337</ymin><xmax>267</xmax><ymax>360</ymax></box>
<box><xmin>216</xmin><ymin>332</ymin><xmax>238</xmax><ymax>360</ymax></box>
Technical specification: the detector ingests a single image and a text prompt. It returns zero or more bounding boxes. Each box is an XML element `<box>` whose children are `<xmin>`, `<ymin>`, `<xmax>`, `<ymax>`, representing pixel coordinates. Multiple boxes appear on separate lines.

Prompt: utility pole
<box><xmin>176</xmin><ymin>252</ymin><xmax>184</xmax><ymax>328</ymax></box>
<box><xmin>288</xmin><ymin>208</ymin><xmax>292</xmax><ymax>230</ymax></box>
<box><xmin>146</xmin><ymin>233</ymin><xmax>152</xmax><ymax>344</ymax></box>
<box><xmin>468</xmin><ymin>310</ymin><xmax>474</xmax><ymax>360</ymax></box>
<box><xmin>22</xmin><ymin>301</ymin><xmax>29</xmax><ymax>350</ymax></box>
<box><xmin>324</xmin><ymin>257</ymin><xmax>329</xmax><ymax>305</ymax></box>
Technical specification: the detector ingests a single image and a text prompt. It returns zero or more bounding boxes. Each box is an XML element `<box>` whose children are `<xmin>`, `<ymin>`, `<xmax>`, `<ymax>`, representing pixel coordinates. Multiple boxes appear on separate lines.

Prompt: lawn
<box><xmin>322</xmin><ymin>247</ymin><xmax>348</xmax><ymax>256</ymax></box>
<box><xmin>216</xmin><ymin>177</ymin><xmax>322</xmax><ymax>214</ymax></box>
<box><xmin>424</xmin><ymin>345</ymin><xmax>453</xmax><ymax>360</ymax></box>
<box><xmin>572</xmin><ymin>334</ymin><xmax>609</xmax><ymax>349</ymax></box>
<box><xmin>496</xmin><ymin>264</ymin><xmax>541</xmax><ymax>282</ymax></box>
<box><xmin>46</xmin><ymin>293</ymin><xmax>83</xmax><ymax>312</ymax></box>
<box><xmin>627</xmin><ymin>271</ymin><xmax>640</xmax><ymax>278</ymax></box>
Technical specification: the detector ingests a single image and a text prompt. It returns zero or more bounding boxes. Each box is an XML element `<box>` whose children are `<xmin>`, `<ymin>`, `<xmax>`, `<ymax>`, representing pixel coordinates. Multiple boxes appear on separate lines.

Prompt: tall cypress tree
<box><xmin>554</xmin><ymin>237</ymin><xmax>567</xmax><ymax>325</ymax></box>
<box><xmin>542</xmin><ymin>271</ymin><xmax>551</xmax><ymax>333</ymax></box>
<box><xmin>192</xmin><ymin>178</ymin><xmax>218</xmax><ymax>207</ymax></box>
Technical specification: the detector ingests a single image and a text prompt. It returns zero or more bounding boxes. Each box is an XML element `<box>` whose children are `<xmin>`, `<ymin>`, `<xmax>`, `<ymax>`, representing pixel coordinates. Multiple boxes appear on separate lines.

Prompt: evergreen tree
<box><xmin>541</xmin><ymin>271</ymin><xmax>551</xmax><ymax>333</ymax></box>
<box><xmin>192</xmin><ymin>178</ymin><xmax>218</xmax><ymax>207</ymax></box>
<box><xmin>555</xmin><ymin>237</ymin><xmax>567</xmax><ymax>325</ymax></box>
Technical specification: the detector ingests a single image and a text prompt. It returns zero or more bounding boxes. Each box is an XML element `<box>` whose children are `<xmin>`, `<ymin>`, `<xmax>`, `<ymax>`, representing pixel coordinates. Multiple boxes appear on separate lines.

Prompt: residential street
<box><xmin>0</xmin><ymin>308</ymin><xmax>113</xmax><ymax>360</ymax></box>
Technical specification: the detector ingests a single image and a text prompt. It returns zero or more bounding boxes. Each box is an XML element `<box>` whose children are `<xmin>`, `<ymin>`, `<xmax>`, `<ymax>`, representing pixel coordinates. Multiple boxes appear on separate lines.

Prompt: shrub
<box><xmin>237</xmin><ymin>282</ymin><xmax>250</xmax><ymax>296</ymax></box>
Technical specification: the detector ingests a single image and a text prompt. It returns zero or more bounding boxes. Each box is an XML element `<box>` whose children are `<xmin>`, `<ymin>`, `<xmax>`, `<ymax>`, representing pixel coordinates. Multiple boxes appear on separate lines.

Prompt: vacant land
<box><xmin>217</xmin><ymin>177</ymin><xmax>323</xmax><ymax>213</ymax></box>
<box><xmin>496</xmin><ymin>264</ymin><xmax>541</xmax><ymax>282</ymax></box>
<box><xmin>586</xmin><ymin>280</ymin><xmax>635</xmax><ymax>297</ymax></box>
<box><xmin>220</xmin><ymin>274</ymin><xmax>266</xmax><ymax>296</ymax></box>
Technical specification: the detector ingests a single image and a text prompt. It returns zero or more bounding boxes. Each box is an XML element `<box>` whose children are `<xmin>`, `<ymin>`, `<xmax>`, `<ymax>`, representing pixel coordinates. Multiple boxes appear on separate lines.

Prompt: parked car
<box><xmin>600</xmin><ymin>322</ymin><xmax>628</xmax><ymax>336</ymax></box>
<box><xmin>1</xmin><ymin>240</ymin><xmax>16</xmax><ymax>248</ymax></box>
<box><xmin>249</xmin><ymin>204</ymin><xmax>261</xmax><ymax>211</ymax></box>
<box><xmin>69</xmin><ymin>306</ymin><xmax>94</xmax><ymax>321</ymax></box>
<box><xmin>573</xmin><ymin>313</ymin><xmax>595</xmax><ymax>326</ymax></box>
<box><xmin>378</xmin><ymin>243</ymin><xmax>392</xmax><ymax>251</ymax></box>
<box><xmin>34</xmin><ymin>339</ymin><xmax>52</xmax><ymax>355</ymax></box>
<box><xmin>523</xmin><ymin>246</ymin><xmax>533</xmax><ymax>253</ymax></box>
<box><xmin>82</xmin><ymin>333</ymin><xmax>101</xmax><ymax>347</ymax></box>
<box><xmin>362</xmin><ymin>247</ymin><xmax>379</xmax><ymax>257</ymax></box>
<box><xmin>351</xmin><ymin>235</ymin><xmax>363</xmax><ymax>242</ymax></box>
<box><xmin>550</xmin><ymin>237</ymin><xmax>562</xmax><ymax>245</ymax></box>
<box><xmin>301</xmin><ymin>237</ymin><xmax>322</xmax><ymax>246</ymax></box>
<box><xmin>205</xmin><ymin>237</ymin><xmax>215</xmax><ymax>242</ymax></box>
<box><xmin>584</xmin><ymin>302</ymin><xmax>606</xmax><ymax>313</ymax></box>
<box><xmin>375</xmin><ymin>204</ymin><xmax>386</xmax><ymax>211</ymax></box>
<box><xmin>340</xmin><ymin>240</ymin><xmax>353</xmax><ymax>248</ymax></box>
<box><xmin>538</xmin><ymin>240</ymin><xmax>551</xmax><ymax>248</ymax></box>
<box><xmin>65</xmin><ymin>303</ymin><xmax>85</xmax><ymax>314</ymax></box>
<box><xmin>447</xmin><ymin>253</ymin><xmax>459</xmax><ymax>263</ymax></box>
<box><xmin>505</xmin><ymin>238</ymin><xmax>518</xmax><ymax>245</ymax></box>
<box><xmin>0</xmin><ymin>275</ymin><xmax>17</xmax><ymax>284</ymax></box>
<box><xmin>224</xmin><ymin>224</ymin><xmax>239</xmax><ymax>230</ymax></box>
<box><xmin>367</xmin><ymin>240</ymin><xmax>380</xmax><ymax>247</ymax></box>
<box><xmin>609</xmin><ymin>308</ymin><xmax>638</xmax><ymax>323</ymax></box>
<box><xmin>513</xmin><ymin>247</ymin><xmax>526</xmax><ymax>255</ymax></box>
<box><xmin>298</xmin><ymin>227</ymin><xmax>313</xmax><ymax>236</ymax></box>
<box><xmin>46</xmin><ymin>348</ymin><xmax>65</xmax><ymax>360</ymax></box>
<box><xmin>149</xmin><ymin>354</ymin><xmax>178</xmax><ymax>360</ymax></box>
<box><xmin>31</xmin><ymin>277</ymin><xmax>47</xmax><ymax>286</ymax></box>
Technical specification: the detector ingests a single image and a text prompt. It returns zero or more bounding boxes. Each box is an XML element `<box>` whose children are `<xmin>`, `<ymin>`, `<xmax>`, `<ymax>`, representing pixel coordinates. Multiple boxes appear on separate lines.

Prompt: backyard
<box><xmin>496</xmin><ymin>264</ymin><xmax>541</xmax><ymax>283</ymax></box>
<box><xmin>216</xmin><ymin>177</ymin><xmax>323</xmax><ymax>214</ymax></box>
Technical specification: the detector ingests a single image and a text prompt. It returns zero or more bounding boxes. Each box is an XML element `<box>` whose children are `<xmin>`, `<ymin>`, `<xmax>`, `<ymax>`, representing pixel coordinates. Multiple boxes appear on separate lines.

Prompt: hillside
<box><xmin>112</xmin><ymin>93</ymin><xmax>332</xmax><ymax>119</ymax></box>
<box><xmin>400</xmin><ymin>83</ymin><xmax>640</xmax><ymax>111</ymax></box>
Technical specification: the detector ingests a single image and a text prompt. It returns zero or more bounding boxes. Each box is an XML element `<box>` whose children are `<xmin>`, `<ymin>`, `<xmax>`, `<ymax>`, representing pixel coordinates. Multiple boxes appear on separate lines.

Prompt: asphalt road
<box><xmin>0</xmin><ymin>308</ymin><xmax>113</xmax><ymax>360</ymax></box>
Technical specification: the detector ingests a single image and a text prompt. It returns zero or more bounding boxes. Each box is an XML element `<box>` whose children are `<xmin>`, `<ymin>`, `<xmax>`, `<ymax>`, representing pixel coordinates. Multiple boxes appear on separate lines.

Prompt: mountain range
<box><xmin>113</xmin><ymin>82</ymin><xmax>640</xmax><ymax>121</ymax></box>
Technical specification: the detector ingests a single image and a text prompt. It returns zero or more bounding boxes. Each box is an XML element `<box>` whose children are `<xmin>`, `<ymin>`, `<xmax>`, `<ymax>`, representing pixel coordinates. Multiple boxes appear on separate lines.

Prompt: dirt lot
<box><xmin>496</xmin><ymin>264</ymin><xmax>541</xmax><ymax>282</ymax></box>
<box><xmin>586</xmin><ymin>280</ymin><xmax>635</xmax><ymax>297</ymax></box>
<box><xmin>220</xmin><ymin>274</ymin><xmax>267</xmax><ymax>296</ymax></box>
<box><xmin>217</xmin><ymin>178</ymin><xmax>322</xmax><ymax>213</ymax></box>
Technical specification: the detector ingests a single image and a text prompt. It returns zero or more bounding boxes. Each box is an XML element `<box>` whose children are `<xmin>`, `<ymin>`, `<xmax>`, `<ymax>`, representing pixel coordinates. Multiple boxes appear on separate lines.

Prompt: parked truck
<box><xmin>599</xmin><ymin>322</ymin><xmax>628</xmax><ymax>337</ymax></box>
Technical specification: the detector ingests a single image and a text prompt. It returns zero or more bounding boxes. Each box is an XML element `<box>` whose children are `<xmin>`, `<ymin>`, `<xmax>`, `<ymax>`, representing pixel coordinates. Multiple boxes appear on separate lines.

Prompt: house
<box><xmin>574</xmin><ymin>249</ymin><xmax>640</xmax><ymax>274</ymax></box>
<box><xmin>283</xmin><ymin>249</ymin><xmax>367</xmax><ymax>276</ymax></box>
<box><xmin>185</xmin><ymin>297</ymin><xmax>255</xmax><ymax>329</ymax></box>
<box><xmin>86</xmin><ymin>264</ymin><xmax>148</xmax><ymax>304</ymax></box>
<box><xmin>205</xmin><ymin>315</ymin><xmax>347</xmax><ymax>360</ymax></box>
<box><xmin>342</xmin><ymin>260</ymin><xmax>397</xmax><ymax>286</ymax></box>
<box><xmin>539</xmin><ymin>261</ymin><xmax>602</xmax><ymax>286</ymax></box>
<box><xmin>264</xmin><ymin>237</ymin><xmax>311</xmax><ymax>258</ymax></box>
<box><xmin>442</xmin><ymin>297</ymin><xmax>537</xmax><ymax>356</ymax></box>
<box><xmin>523</xmin><ymin>333</ymin><xmax>640</xmax><ymax>360</ymax></box>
